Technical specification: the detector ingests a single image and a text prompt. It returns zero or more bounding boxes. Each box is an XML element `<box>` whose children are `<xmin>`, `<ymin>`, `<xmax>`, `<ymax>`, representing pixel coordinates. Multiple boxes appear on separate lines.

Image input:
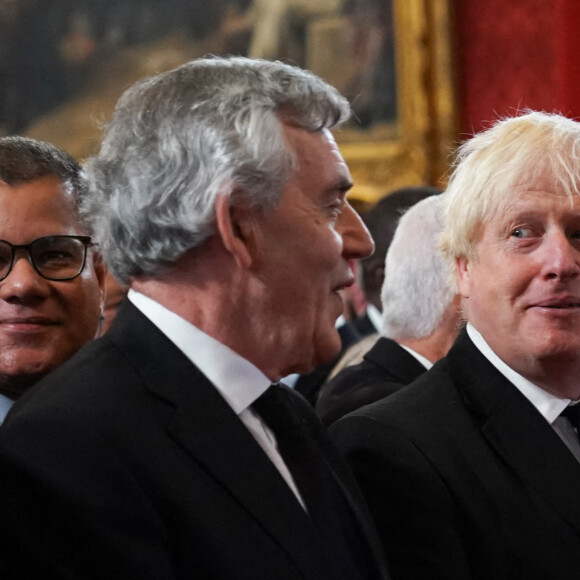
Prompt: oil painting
<box><xmin>0</xmin><ymin>0</ymin><xmax>454</xmax><ymax>195</ymax></box>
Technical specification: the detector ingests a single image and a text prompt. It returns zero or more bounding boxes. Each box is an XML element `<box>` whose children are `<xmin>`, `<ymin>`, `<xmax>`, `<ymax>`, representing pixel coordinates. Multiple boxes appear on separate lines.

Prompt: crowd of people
<box><xmin>0</xmin><ymin>53</ymin><xmax>579</xmax><ymax>580</ymax></box>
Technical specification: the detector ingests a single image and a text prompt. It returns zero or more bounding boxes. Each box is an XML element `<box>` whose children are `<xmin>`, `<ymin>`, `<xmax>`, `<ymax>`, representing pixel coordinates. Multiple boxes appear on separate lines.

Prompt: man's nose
<box><xmin>541</xmin><ymin>229</ymin><xmax>580</xmax><ymax>281</ymax></box>
<box><xmin>0</xmin><ymin>255</ymin><xmax>51</xmax><ymax>302</ymax></box>
<box><xmin>338</xmin><ymin>202</ymin><xmax>375</xmax><ymax>261</ymax></box>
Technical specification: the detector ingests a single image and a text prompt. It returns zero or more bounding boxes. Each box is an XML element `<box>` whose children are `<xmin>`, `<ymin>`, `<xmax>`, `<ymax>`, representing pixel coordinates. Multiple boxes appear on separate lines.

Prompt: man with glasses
<box><xmin>0</xmin><ymin>136</ymin><xmax>105</xmax><ymax>423</ymax></box>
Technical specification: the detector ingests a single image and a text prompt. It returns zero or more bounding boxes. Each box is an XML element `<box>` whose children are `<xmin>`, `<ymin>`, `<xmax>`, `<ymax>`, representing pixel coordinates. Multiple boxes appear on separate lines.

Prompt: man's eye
<box><xmin>329</xmin><ymin>204</ymin><xmax>343</xmax><ymax>218</ymax></box>
<box><xmin>37</xmin><ymin>251</ymin><xmax>74</xmax><ymax>265</ymax></box>
<box><xmin>511</xmin><ymin>227</ymin><xmax>532</xmax><ymax>238</ymax></box>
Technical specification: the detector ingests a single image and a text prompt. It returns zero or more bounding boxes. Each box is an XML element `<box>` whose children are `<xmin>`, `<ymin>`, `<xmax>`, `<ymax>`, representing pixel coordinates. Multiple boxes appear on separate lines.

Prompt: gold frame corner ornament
<box><xmin>341</xmin><ymin>0</ymin><xmax>457</xmax><ymax>202</ymax></box>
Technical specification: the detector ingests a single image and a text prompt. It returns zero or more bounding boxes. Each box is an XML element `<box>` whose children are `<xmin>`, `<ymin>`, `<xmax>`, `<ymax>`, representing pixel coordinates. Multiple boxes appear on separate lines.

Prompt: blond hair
<box><xmin>440</xmin><ymin>111</ymin><xmax>580</xmax><ymax>266</ymax></box>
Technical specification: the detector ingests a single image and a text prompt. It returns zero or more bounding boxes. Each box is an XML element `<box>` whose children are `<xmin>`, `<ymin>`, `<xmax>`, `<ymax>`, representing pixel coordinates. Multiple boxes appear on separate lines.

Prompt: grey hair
<box><xmin>381</xmin><ymin>194</ymin><xmax>456</xmax><ymax>340</ymax></box>
<box><xmin>440</xmin><ymin>110</ymin><xmax>580</xmax><ymax>265</ymax></box>
<box><xmin>0</xmin><ymin>136</ymin><xmax>90</xmax><ymax>232</ymax></box>
<box><xmin>85</xmin><ymin>55</ymin><xmax>351</xmax><ymax>283</ymax></box>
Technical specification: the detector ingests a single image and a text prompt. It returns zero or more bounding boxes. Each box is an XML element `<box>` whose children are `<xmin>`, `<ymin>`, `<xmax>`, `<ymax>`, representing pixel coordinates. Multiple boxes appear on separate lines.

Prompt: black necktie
<box><xmin>562</xmin><ymin>403</ymin><xmax>580</xmax><ymax>442</ymax></box>
<box><xmin>253</xmin><ymin>383</ymin><xmax>369</xmax><ymax>580</ymax></box>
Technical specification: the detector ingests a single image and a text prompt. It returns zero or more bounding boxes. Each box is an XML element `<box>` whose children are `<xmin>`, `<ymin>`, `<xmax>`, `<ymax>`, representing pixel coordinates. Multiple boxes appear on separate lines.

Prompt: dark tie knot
<box><xmin>253</xmin><ymin>383</ymin><xmax>302</xmax><ymax>434</ymax></box>
<box><xmin>562</xmin><ymin>403</ymin><xmax>580</xmax><ymax>431</ymax></box>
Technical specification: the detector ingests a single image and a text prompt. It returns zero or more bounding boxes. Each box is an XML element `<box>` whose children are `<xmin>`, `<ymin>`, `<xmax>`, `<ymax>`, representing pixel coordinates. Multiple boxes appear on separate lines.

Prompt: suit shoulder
<box><xmin>335</xmin><ymin>359</ymin><xmax>466</xmax><ymax>435</ymax></box>
<box><xmin>2</xmin><ymin>335</ymin><xmax>149</xmax><ymax>439</ymax></box>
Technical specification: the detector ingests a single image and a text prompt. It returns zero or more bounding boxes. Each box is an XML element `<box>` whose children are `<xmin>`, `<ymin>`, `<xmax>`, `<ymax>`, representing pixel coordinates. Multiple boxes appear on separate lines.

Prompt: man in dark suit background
<box><xmin>0</xmin><ymin>56</ymin><xmax>389</xmax><ymax>580</ymax></box>
<box><xmin>317</xmin><ymin>194</ymin><xmax>460</xmax><ymax>425</ymax></box>
<box><xmin>354</xmin><ymin>185</ymin><xmax>441</xmax><ymax>337</ymax></box>
<box><xmin>331</xmin><ymin>111</ymin><xmax>580</xmax><ymax>579</ymax></box>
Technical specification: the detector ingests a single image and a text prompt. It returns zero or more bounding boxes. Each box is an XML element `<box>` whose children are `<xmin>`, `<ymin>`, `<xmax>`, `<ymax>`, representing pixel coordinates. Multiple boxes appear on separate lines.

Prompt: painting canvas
<box><xmin>0</xmin><ymin>0</ymin><xmax>454</xmax><ymax>194</ymax></box>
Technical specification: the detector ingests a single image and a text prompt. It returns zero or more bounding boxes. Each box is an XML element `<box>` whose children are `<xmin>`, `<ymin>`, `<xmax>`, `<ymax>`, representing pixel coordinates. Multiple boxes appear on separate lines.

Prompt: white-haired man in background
<box><xmin>317</xmin><ymin>193</ymin><xmax>460</xmax><ymax>425</ymax></box>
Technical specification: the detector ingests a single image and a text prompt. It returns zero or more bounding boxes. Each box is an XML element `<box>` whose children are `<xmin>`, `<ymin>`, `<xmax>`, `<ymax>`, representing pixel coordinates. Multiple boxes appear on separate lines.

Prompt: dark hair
<box><xmin>0</xmin><ymin>135</ymin><xmax>85</xmax><ymax>197</ymax></box>
<box><xmin>0</xmin><ymin>136</ymin><xmax>89</xmax><ymax>230</ymax></box>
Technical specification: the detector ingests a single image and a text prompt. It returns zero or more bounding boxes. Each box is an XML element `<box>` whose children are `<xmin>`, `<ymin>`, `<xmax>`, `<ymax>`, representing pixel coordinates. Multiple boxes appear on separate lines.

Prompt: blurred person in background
<box><xmin>317</xmin><ymin>194</ymin><xmax>460</xmax><ymax>425</ymax></box>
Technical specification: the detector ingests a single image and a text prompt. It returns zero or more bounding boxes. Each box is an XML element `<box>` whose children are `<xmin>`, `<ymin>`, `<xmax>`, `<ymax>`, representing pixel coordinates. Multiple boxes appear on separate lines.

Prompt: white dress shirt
<box><xmin>128</xmin><ymin>290</ymin><xmax>305</xmax><ymax>507</ymax></box>
<box><xmin>467</xmin><ymin>323</ymin><xmax>580</xmax><ymax>462</ymax></box>
<box><xmin>366</xmin><ymin>303</ymin><xmax>382</xmax><ymax>333</ymax></box>
<box><xmin>0</xmin><ymin>392</ymin><xmax>14</xmax><ymax>425</ymax></box>
<box><xmin>399</xmin><ymin>344</ymin><xmax>433</xmax><ymax>370</ymax></box>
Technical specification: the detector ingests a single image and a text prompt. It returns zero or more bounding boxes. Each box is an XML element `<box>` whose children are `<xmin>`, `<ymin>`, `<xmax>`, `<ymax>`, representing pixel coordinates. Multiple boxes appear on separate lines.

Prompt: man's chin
<box><xmin>309</xmin><ymin>334</ymin><xmax>343</xmax><ymax>370</ymax></box>
<box><xmin>0</xmin><ymin>365</ymin><xmax>54</xmax><ymax>400</ymax></box>
<box><xmin>278</xmin><ymin>330</ymin><xmax>342</xmax><ymax>378</ymax></box>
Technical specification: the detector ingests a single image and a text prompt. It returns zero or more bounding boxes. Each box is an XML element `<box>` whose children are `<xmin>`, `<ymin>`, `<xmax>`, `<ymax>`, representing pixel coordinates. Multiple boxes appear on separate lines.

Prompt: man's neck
<box><xmin>397</xmin><ymin>320</ymin><xmax>459</xmax><ymax>364</ymax></box>
<box><xmin>467</xmin><ymin>323</ymin><xmax>580</xmax><ymax>401</ymax></box>
<box><xmin>0</xmin><ymin>375</ymin><xmax>39</xmax><ymax>401</ymax></box>
<box><xmin>131</xmin><ymin>275</ymin><xmax>287</xmax><ymax>381</ymax></box>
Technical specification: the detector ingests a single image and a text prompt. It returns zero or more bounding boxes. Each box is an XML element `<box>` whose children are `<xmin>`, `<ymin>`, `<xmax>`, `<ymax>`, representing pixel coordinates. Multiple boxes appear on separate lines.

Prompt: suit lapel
<box><xmin>167</xmin><ymin>388</ymin><xmax>345</xmax><ymax>579</ymax></box>
<box><xmin>272</xmin><ymin>385</ymin><xmax>388</xmax><ymax>580</ymax></box>
<box><xmin>365</xmin><ymin>337</ymin><xmax>426</xmax><ymax>383</ymax></box>
<box><xmin>108</xmin><ymin>303</ymin><xmax>343</xmax><ymax>579</ymax></box>
<box><xmin>316</xmin><ymin>441</ymin><xmax>390</xmax><ymax>579</ymax></box>
<box><xmin>449</xmin><ymin>330</ymin><xmax>580</xmax><ymax>538</ymax></box>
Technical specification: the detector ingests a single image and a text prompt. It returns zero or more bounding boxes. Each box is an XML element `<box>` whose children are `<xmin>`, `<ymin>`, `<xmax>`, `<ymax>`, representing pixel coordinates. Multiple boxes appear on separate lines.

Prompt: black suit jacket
<box><xmin>330</xmin><ymin>329</ymin><xmax>580</xmax><ymax>580</ymax></box>
<box><xmin>352</xmin><ymin>310</ymin><xmax>378</xmax><ymax>338</ymax></box>
<box><xmin>316</xmin><ymin>337</ymin><xmax>426</xmax><ymax>425</ymax></box>
<box><xmin>0</xmin><ymin>302</ymin><xmax>388</xmax><ymax>580</ymax></box>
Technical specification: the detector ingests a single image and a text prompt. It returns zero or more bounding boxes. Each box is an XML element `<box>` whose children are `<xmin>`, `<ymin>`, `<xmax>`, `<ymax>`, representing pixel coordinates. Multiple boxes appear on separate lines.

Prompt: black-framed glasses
<box><xmin>0</xmin><ymin>235</ymin><xmax>93</xmax><ymax>282</ymax></box>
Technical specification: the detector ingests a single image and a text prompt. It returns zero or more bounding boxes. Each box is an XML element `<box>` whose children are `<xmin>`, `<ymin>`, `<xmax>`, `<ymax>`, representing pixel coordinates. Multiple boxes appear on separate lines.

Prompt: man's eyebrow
<box><xmin>505</xmin><ymin>207</ymin><xmax>580</xmax><ymax>220</ymax></box>
<box><xmin>331</xmin><ymin>177</ymin><xmax>354</xmax><ymax>195</ymax></box>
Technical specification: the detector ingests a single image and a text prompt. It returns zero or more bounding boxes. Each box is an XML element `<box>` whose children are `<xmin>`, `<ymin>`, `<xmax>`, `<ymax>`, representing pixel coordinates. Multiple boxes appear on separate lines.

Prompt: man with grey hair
<box><xmin>356</xmin><ymin>186</ymin><xmax>441</xmax><ymax>335</ymax></box>
<box><xmin>316</xmin><ymin>194</ymin><xmax>460</xmax><ymax>425</ymax></box>
<box><xmin>0</xmin><ymin>57</ymin><xmax>389</xmax><ymax>580</ymax></box>
<box><xmin>330</xmin><ymin>111</ymin><xmax>580</xmax><ymax>580</ymax></box>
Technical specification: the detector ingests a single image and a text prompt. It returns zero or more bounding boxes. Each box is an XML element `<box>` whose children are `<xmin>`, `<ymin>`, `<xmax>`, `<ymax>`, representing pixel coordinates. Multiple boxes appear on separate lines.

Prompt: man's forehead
<box><xmin>0</xmin><ymin>176</ymin><xmax>84</xmax><ymax>229</ymax></box>
<box><xmin>501</xmin><ymin>186</ymin><xmax>580</xmax><ymax>213</ymax></box>
<box><xmin>283</xmin><ymin>124</ymin><xmax>350</xmax><ymax>176</ymax></box>
<box><xmin>282</xmin><ymin>123</ymin><xmax>333</xmax><ymax>150</ymax></box>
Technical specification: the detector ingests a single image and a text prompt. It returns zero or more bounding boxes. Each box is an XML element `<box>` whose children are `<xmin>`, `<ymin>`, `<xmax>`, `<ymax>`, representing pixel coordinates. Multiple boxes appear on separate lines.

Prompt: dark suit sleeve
<box><xmin>0</xmin><ymin>410</ymin><xmax>176</xmax><ymax>580</ymax></box>
<box><xmin>330</xmin><ymin>413</ymin><xmax>474</xmax><ymax>580</ymax></box>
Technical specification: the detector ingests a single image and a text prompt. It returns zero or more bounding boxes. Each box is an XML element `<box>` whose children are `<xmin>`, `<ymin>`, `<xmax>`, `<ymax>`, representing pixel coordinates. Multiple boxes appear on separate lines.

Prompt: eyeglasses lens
<box><xmin>31</xmin><ymin>237</ymin><xmax>86</xmax><ymax>280</ymax></box>
<box><xmin>0</xmin><ymin>241</ymin><xmax>12</xmax><ymax>279</ymax></box>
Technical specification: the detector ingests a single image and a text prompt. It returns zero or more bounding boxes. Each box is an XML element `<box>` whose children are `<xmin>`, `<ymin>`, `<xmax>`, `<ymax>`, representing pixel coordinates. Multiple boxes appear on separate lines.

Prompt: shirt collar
<box><xmin>466</xmin><ymin>323</ymin><xmax>571</xmax><ymax>423</ymax></box>
<box><xmin>128</xmin><ymin>290</ymin><xmax>270</xmax><ymax>415</ymax></box>
<box><xmin>366</xmin><ymin>303</ymin><xmax>382</xmax><ymax>332</ymax></box>
<box><xmin>398</xmin><ymin>344</ymin><xmax>433</xmax><ymax>370</ymax></box>
<box><xmin>0</xmin><ymin>392</ymin><xmax>14</xmax><ymax>425</ymax></box>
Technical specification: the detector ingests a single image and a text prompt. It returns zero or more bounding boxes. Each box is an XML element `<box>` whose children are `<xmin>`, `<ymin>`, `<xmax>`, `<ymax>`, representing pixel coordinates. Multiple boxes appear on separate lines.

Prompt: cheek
<box><xmin>470</xmin><ymin>267</ymin><xmax>531</xmax><ymax>321</ymax></box>
<box><xmin>312</xmin><ymin>227</ymin><xmax>343</xmax><ymax>272</ymax></box>
<box><xmin>65</xmin><ymin>281</ymin><xmax>102</xmax><ymax>336</ymax></box>
<box><xmin>330</xmin><ymin>226</ymin><xmax>344</xmax><ymax>252</ymax></box>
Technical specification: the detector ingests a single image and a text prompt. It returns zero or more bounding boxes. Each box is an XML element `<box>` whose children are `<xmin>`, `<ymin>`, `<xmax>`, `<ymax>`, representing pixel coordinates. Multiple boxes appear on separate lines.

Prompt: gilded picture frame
<box><xmin>1</xmin><ymin>0</ymin><xmax>456</xmax><ymax>204</ymax></box>
<box><xmin>336</xmin><ymin>0</ymin><xmax>457</xmax><ymax>205</ymax></box>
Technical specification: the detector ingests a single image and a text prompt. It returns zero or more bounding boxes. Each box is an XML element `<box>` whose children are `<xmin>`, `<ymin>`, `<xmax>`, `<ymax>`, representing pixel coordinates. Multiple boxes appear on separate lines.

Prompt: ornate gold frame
<box><xmin>21</xmin><ymin>0</ymin><xmax>456</xmax><ymax>198</ymax></box>
<box><xmin>340</xmin><ymin>0</ymin><xmax>457</xmax><ymax>204</ymax></box>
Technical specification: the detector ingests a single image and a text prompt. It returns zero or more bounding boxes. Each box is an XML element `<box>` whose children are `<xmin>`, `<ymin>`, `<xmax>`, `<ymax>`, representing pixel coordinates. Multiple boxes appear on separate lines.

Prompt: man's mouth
<box><xmin>0</xmin><ymin>317</ymin><xmax>57</xmax><ymax>327</ymax></box>
<box><xmin>529</xmin><ymin>299</ymin><xmax>580</xmax><ymax>310</ymax></box>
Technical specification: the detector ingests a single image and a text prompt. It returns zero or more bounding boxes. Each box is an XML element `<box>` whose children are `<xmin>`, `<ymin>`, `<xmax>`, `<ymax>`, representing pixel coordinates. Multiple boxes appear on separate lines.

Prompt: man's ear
<box><xmin>456</xmin><ymin>257</ymin><xmax>471</xmax><ymax>298</ymax></box>
<box><xmin>214</xmin><ymin>194</ymin><xmax>254</xmax><ymax>269</ymax></box>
